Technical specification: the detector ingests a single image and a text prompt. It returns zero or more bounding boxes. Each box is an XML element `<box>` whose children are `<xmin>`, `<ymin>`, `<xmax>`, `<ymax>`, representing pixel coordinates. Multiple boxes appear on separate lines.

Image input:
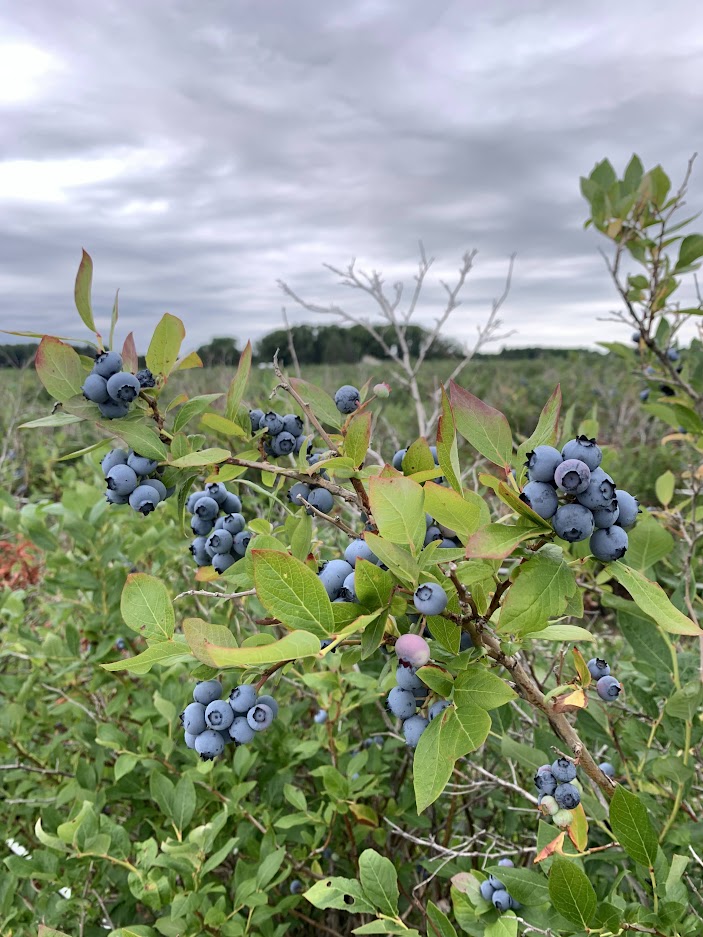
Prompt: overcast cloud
<box><xmin>1</xmin><ymin>0</ymin><xmax>702</xmax><ymax>354</ymax></box>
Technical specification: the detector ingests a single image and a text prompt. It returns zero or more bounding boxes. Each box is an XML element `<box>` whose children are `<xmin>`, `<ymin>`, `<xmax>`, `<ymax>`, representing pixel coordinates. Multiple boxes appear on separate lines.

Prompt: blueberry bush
<box><xmin>2</xmin><ymin>155</ymin><xmax>703</xmax><ymax>936</ymax></box>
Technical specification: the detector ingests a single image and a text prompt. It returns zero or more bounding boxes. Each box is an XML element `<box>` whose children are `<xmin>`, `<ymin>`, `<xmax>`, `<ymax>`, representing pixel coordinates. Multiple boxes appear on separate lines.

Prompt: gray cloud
<box><xmin>1</xmin><ymin>0</ymin><xmax>702</xmax><ymax>354</ymax></box>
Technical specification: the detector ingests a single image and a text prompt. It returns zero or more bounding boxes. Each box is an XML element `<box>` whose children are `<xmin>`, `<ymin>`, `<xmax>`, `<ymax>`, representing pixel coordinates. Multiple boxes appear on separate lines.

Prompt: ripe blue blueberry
<box><xmin>318</xmin><ymin>559</ymin><xmax>354</xmax><ymax>599</ymax></box>
<box><xmin>525</xmin><ymin>445</ymin><xmax>562</xmax><ymax>482</ymax></box>
<box><xmin>281</xmin><ymin>414</ymin><xmax>304</xmax><ymax>436</ymax></box>
<box><xmin>521</xmin><ymin>481</ymin><xmax>559</xmax><ymax>519</ymax></box>
<box><xmin>229</xmin><ymin>684</ymin><xmax>258</xmax><ymax>713</ymax></box>
<box><xmin>212</xmin><ymin>553</ymin><xmax>237</xmax><ymax>574</ymax></box>
<box><xmin>306</xmin><ymin>488</ymin><xmax>334</xmax><ymax>515</ymax></box>
<box><xmin>127</xmin><ymin>452</ymin><xmax>159</xmax><ymax>476</ymax></box>
<box><xmin>392</xmin><ymin>449</ymin><xmax>407</xmax><ymax>471</ymax></box>
<box><xmin>553</xmin><ymin>503</ymin><xmax>594</xmax><ymax>542</ymax></box>
<box><xmin>479</xmin><ymin>880</ymin><xmax>495</xmax><ymax>901</ymax></box>
<box><xmin>313</xmin><ymin>709</ymin><xmax>328</xmax><ymax>724</ymax></box>
<box><xmin>106</xmin><ymin>371</ymin><xmax>141</xmax><ymax>403</ymax></box>
<box><xmin>249</xmin><ymin>408</ymin><xmax>264</xmax><ymax>432</ymax></box>
<box><xmin>288</xmin><ymin>482</ymin><xmax>311</xmax><ymax>505</ymax></box>
<box><xmin>98</xmin><ymin>398</ymin><xmax>130</xmax><ymax>419</ymax></box>
<box><xmin>614</xmin><ymin>490</ymin><xmax>639</xmax><ymax>529</ymax></box>
<box><xmin>136</xmin><ymin>368</ymin><xmax>156</xmax><ymax>388</ymax></box>
<box><xmin>232</xmin><ymin>530</ymin><xmax>252</xmax><ymax>556</ymax></box>
<box><xmin>492</xmin><ymin>890</ymin><xmax>512</xmax><ymax>912</ymax></box>
<box><xmin>577</xmin><ymin>469</ymin><xmax>616</xmax><ymax>510</ymax></box>
<box><xmin>428</xmin><ymin>699</ymin><xmax>450</xmax><ymax>720</ymax></box>
<box><xmin>599</xmin><ymin>762</ymin><xmax>616</xmax><ymax>778</ymax></box>
<box><xmin>460</xmin><ymin>631</ymin><xmax>474</xmax><ymax>651</ymax></box>
<box><xmin>667</xmin><ymin>348</ymin><xmax>680</xmax><ymax>361</ymax></box>
<box><xmin>93</xmin><ymin>350</ymin><xmax>123</xmax><ymax>378</ymax></box>
<box><xmin>101</xmin><ymin>448</ymin><xmax>128</xmax><ymax>475</ymax></box>
<box><xmin>181</xmin><ymin>701</ymin><xmax>207</xmax><ymax>735</ymax></box>
<box><xmin>205</xmin><ymin>699</ymin><xmax>235</xmax><ymax>730</ymax></box>
<box><xmin>229</xmin><ymin>716</ymin><xmax>256</xmax><ymax>744</ymax></box>
<box><xmin>344</xmin><ymin>538</ymin><xmax>378</xmax><ymax>567</ymax></box>
<box><xmin>222</xmin><ymin>513</ymin><xmax>246</xmax><ymax>535</ymax></box>
<box><xmin>82</xmin><ymin>372</ymin><xmax>111</xmax><ymax>403</ymax></box>
<box><xmin>402</xmin><ymin>714</ymin><xmax>429</xmax><ymax>748</ymax></box>
<box><xmin>259</xmin><ymin>411</ymin><xmax>284</xmax><ymax>435</ymax></box>
<box><xmin>554</xmin><ymin>458</ymin><xmax>591</xmax><ymax>494</ymax></box>
<box><xmin>640</xmin><ymin>388</ymin><xmax>650</xmax><ymax>402</ymax></box>
<box><xmin>186</xmin><ymin>491</ymin><xmax>205</xmax><ymax>514</ymax></box>
<box><xmin>551</xmin><ymin>758</ymin><xmax>577</xmax><ymax>783</ymax></box>
<box><xmin>129</xmin><ymin>484</ymin><xmax>162</xmax><ymax>515</ymax></box>
<box><xmin>204</xmin><ymin>482</ymin><xmax>229</xmax><ymax>505</ymax></box>
<box><xmin>395</xmin><ymin>664</ymin><xmax>423</xmax><ymax>691</ymax></box>
<box><xmin>206</xmin><ymin>529</ymin><xmax>234</xmax><ymax>556</ymax></box>
<box><xmin>145</xmin><ymin>478</ymin><xmax>168</xmax><ymax>501</ymax></box>
<box><xmin>271</xmin><ymin>431</ymin><xmax>296</xmax><ymax>456</ymax></box>
<box><xmin>590</xmin><ymin>526</ymin><xmax>628</xmax><ymax>561</ymax></box>
<box><xmin>413</xmin><ymin>582</ymin><xmax>448</xmax><ymax>616</ymax></box>
<box><xmin>256</xmin><ymin>694</ymin><xmax>279</xmax><ymax>717</ymax></box>
<box><xmin>439</xmin><ymin>538</ymin><xmax>458</xmax><ymax>548</ymax></box>
<box><xmin>554</xmin><ymin>782</ymin><xmax>581</xmax><ymax>809</ymax></box>
<box><xmin>534</xmin><ymin>765</ymin><xmax>557</xmax><ymax>795</ymax></box>
<box><xmin>191</xmin><ymin>515</ymin><xmax>215</xmax><ymax>537</ymax></box>
<box><xmin>592</xmin><ymin>502</ymin><xmax>620</xmax><ymax>528</ymax></box>
<box><xmin>631</xmin><ymin>330</ymin><xmax>641</xmax><ymax>343</ymax></box>
<box><xmin>193</xmin><ymin>680</ymin><xmax>222</xmax><ymax>705</ymax></box>
<box><xmin>190</xmin><ymin>537</ymin><xmax>211</xmax><ymax>566</ymax></box>
<box><xmin>395</xmin><ymin>634</ymin><xmax>431</xmax><ymax>667</ymax></box>
<box><xmin>221</xmin><ymin>491</ymin><xmax>242</xmax><ymax>514</ymax></box>
<box><xmin>423</xmin><ymin>525</ymin><xmax>442</xmax><ymax>546</ymax></box>
<box><xmin>192</xmin><ymin>496</ymin><xmax>220</xmax><ymax>521</ymax></box>
<box><xmin>334</xmin><ymin>385</ymin><xmax>360</xmax><ymax>414</ymax></box>
<box><xmin>387</xmin><ymin>686</ymin><xmax>417</xmax><ymax>719</ymax></box>
<box><xmin>488</xmin><ymin>874</ymin><xmax>505</xmax><ymax>890</ymax></box>
<box><xmin>106</xmin><ymin>464</ymin><xmax>139</xmax><ymax>496</ymax></box>
<box><xmin>294</xmin><ymin>435</ymin><xmax>306</xmax><ymax>453</ymax></box>
<box><xmin>184</xmin><ymin>731</ymin><xmax>197</xmax><ymax>749</ymax></box>
<box><xmin>194</xmin><ymin>728</ymin><xmax>225</xmax><ymax>761</ymax></box>
<box><xmin>340</xmin><ymin>571</ymin><xmax>358</xmax><ymax>602</ymax></box>
<box><xmin>587</xmin><ymin>658</ymin><xmax>610</xmax><ymax>679</ymax></box>
<box><xmin>561</xmin><ymin>436</ymin><xmax>603</xmax><ymax>471</ymax></box>
<box><xmin>498</xmin><ymin>859</ymin><xmax>514</xmax><ymax>868</ymax></box>
<box><xmin>596</xmin><ymin>675</ymin><xmax>622</xmax><ymax>701</ymax></box>
<box><xmin>247</xmin><ymin>703</ymin><xmax>274</xmax><ymax>731</ymax></box>
<box><xmin>290</xmin><ymin>879</ymin><xmax>303</xmax><ymax>894</ymax></box>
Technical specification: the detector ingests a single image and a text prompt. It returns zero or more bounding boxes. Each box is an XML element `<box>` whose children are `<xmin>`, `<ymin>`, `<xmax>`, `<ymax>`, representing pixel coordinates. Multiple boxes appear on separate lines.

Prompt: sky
<box><xmin>1</xmin><ymin>0</ymin><xmax>702</xmax><ymax>355</ymax></box>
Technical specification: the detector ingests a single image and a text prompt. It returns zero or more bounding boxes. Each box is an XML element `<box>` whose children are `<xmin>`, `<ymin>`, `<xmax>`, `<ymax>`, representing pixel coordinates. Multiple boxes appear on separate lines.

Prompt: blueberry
<box><xmin>340</xmin><ymin>571</ymin><xmax>358</xmax><ymax>602</ymax></box>
<box><xmin>614</xmin><ymin>490</ymin><xmax>639</xmax><ymax>529</ymax></box>
<box><xmin>205</xmin><ymin>699</ymin><xmax>235</xmax><ymax>730</ymax></box>
<box><xmin>249</xmin><ymin>408</ymin><xmax>265</xmax><ymax>432</ymax></box>
<box><xmin>667</xmin><ymin>348</ymin><xmax>680</xmax><ymax>362</ymax></box>
<box><xmin>221</xmin><ymin>491</ymin><xmax>242</xmax><ymax>514</ymax></box>
<box><xmin>561</xmin><ymin>436</ymin><xmax>602</xmax><ymax>471</ymax></box>
<box><xmin>334</xmin><ymin>385</ymin><xmax>361</xmax><ymax>414</ymax></box>
<box><xmin>413</xmin><ymin>583</ymin><xmax>448</xmax><ymax>616</ymax></box>
<box><xmin>229</xmin><ymin>684</ymin><xmax>258</xmax><ymax>713</ymax></box>
<box><xmin>551</xmin><ymin>758</ymin><xmax>577</xmax><ymax>783</ymax></box>
<box><xmin>288</xmin><ymin>482</ymin><xmax>311</xmax><ymax>505</ymax></box>
<box><xmin>392</xmin><ymin>449</ymin><xmax>407</xmax><ymax>471</ymax></box>
<box><xmin>193</xmin><ymin>680</ymin><xmax>222</xmax><ymax>705</ymax></box>
<box><xmin>525</xmin><ymin>445</ymin><xmax>563</xmax><ymax>483</ymax></box>
<box><xmin>192</xmin><ymin>496</ymin><xmax>220</xmax><ymax>521</ymax></box>
<box><xmin>194</xmin><ymin>728</ymin><xmax>225</xmax><ymax>761</ymax></box>
<box><xmin>93</xmin><ymin>350</ymin><xmax>123</xmax><ymax>378</ymax></box>
<box><xmin>395</xmin><ymin>634</ymin><xmax>431</xmax><ymax>667</ymax></box>
<box><xmin>460</xmin><ymin>632</ymin><xmax>474</xmax><ymax>651</ymax></box>
<box><xmin>271</xmin><ymin>431</ymin><xmax>297</xmax><ymax>456</ymax></box>
<box><xmin>106</xmin><ymin>371</ymin><xmax>141</xmax><ymax>403</ymax></box>
<box><xmin>498</xmin><ymin>859</ymin><xmax>514</xmax><ymax>868</ymax></box>
<box><xmin>402</xmin><ymin>714</ymin><xmax>429</xmax><ymax>748</ymax></box>
<box><xmin>190</xmin><ymin>536</ymin><xmax>211</xmax><ymax>566</ymax></box>
<box><xmin>439</xmin><ymin>538</ymin><xmax>458</xmax><ymax>548</ymax></box>
<box><xmin>101</xmin><ymin>448</ymin><xmax>129</xmax><ymax>475</ymax></box>
<box><xmin>387</xmin><ymin>686</ymin><xmax>417</xmax><ymax>719</ymax></box>
<box><xmin>554</xmin><ymin>459</ymin><xmax>591</xmax><ymax>494</ymax></box>
<box><xmin>247</xmin><ymin>703</ymin><xmax>274</xmax><ymax>731</ymax></box>
<box><xmin>281</xmin><ymin>414</ymin><xmax>304</xmax><ymax>436</ymax></box>
<box><xmin>105</xmin><ymin>489</ymin><xmax>128</xmax><ymax>505</ymax></box>
<box><xmin>488</xmin><ymin>874</ymin><xmax>505</xmax><ymax>890</ymax></box>
<box><xmin>479</xmin><ymin>880</ymin><xmax>495</xmax><ymax>901</ymax></box>
<box><xmin>232</xmin><ymin>530</ymin><xmax>252</xmax><ymax>556</ymax></box>
<box><xmin>191</xmin><ymin>515</ymin><xmax>215</xmax><ymax>537</ymax></box>
<box><xmin>212</xmin><ymin>553</ymin><xmax>237</xmax><ymax>574</ymax></box>
<box><xmin>423</xmin><ymin>525</ymin><xmax>442</xmax><ymax>546</ymax></box>
<box><xmin>98</xmin><ymin>398</ymin><xmax>130</xmax><ymax>419</ymax></box>
<box><xmin>590</xmin><ymin>526</ymin><xmax>628</xmax><ymax>561</ymax></box>
<box><xmin>204</xmin><ymin>482</ymin><xmax>229</xmax><ymax>505</ymax></box>
<box><xmin>260</xmin><ymin>411</ymin><xmax>284</xmax><ymax>435</ymax></box>
<box><xmin>492</xmin><ymin>890</ymin><xmax>512</xmax><ymax>912</ymax></box>
<box><xmin>596</xmin><ymin>675</ymin><xmax>622</xmax><ymax>701</ymax></box>
<box><xmin>592</xmin><ymin>502</ymin><xmax>620</xmax><ymax>528</ymax></box>
<box><xmin>587</xmin><ymin>658</ymin><xmax>610</xmax><ymax>679</ymax></box>
<box><xmin>599</xmin><ymin>762</ymin><xmax>616</xmax><ymax>778</ymax></box>
<box><xmin>577</xmin><ymin>469</ymin><xmax>616</xmax><ymax>510</ymax></box>
<box><xmin>104</xmin><ymin>464</ymin><xmax>138</xmax><ymax>498</ymax></box>
<box><xmin>632</xmin><ymin>330</ymin><xmax>641</xmax><ymax>343</ymax></box>
<box><xmin>256</xmin><ymin>694</ymin><xmax>279</xmax><ymax>717</ymax></box>
<box><xmin>428</xmin><ymin>699</ymin><xmax>450</xmax><ymax>721</ymax></box>
<box><xmin>186</xmin><ymin>491</ymin><xmax>205</xmax><ymax>514</ymax></box>
<box><xmin>314</xmin><ymin>709</ymin><xmax>328</xmax><ymax>724</ymax></box>
<box><xmin>640</xmin><ymin>388</ymin><xmax>650</xmax><ymax>402</ymax></box>
<box><xmin>129</xmin><ymin>484</ymin><xmax>162</xmax><ymax>515</ymax></box>
<box><xmin>344</xmin><ymin>538</ymin><xmax>378</xmax><ymax>567</ymax></box>
<box><xmin>181</xmin><ymin>701</ymin><xmax>207</xmax><ymax>735</ymax></box>
<box><xmin>553</xmin><ymin>503</ymin><xmax>594</xmax><ymax>542</ymax></box>
<box><xmin>184</xmin><ymin>731</ymin><xmax>197</xmax><ymax>749</ymax></box>
<box><xmin>306</xmin><ymin>488</ymin><xmax>334</xmax><ymax>515</ymax></box>
<box><xmin>395</xmin><ymin>664</ymin><xmax>423</xmax><ymax>691</ymax></box>
<box><xmin>318</xmin><ymin>559</ymin><xmax>354</xmax><ymax>599</ymax></box>
<box><xmin>554</xmin><ymin>782</ymin><xmax>581</xmax><ymax>810</ymax></box>
<box><xmin>127</xmin><ymin>452</ymin><xmax>159</xmax><ymax>476</ymax></box>
<box><xmin>206</xmin><ymin>529</ymin><xmax>234</xmax><ymax>556</ymax></box>
<box><xmin>534</xmin><ymin>765</ymin><xmax>557</xmax><ymax>795</ymax></box>
<box><xmin>229</xmin><ymin>716</ymin><xmax>256</xmax><ymax>744</ymax></box>
<box><xmin>82</xmin><ymin>372</ymin><xmax>111</xmax><ymax>403</ymax></box>
<box><xmin>521</xmin><ymin>480</ymin><xmax>559</xmax><ymax>519</ymax></box>
<box><xmin>553</xmin><ymin>809</ymin><xmax>574</xmax><ymax>829</ymax></box>
<box><xmin>294</xmin><ymin>435</ymin><xmax>306</xmax><ymax>453</ymax></box>
<box><xmin>290</xmin><ymin>879</ymin><xmax>303</xmax><ymax>894</ymax></box>
<box><xmin>136</xmin><ymin>368</ymin><xmax>156</xmax><ymax>388</ymax></box>
<box><xmin>222</xmin><ymin>513</ymin><xmax>246</xmax><ymax>535</ymax></box>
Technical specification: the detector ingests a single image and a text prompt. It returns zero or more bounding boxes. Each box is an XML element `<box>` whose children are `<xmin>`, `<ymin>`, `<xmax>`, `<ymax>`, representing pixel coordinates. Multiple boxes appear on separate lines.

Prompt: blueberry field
<box><xmin>2</xmin><ymin>155</ymin><xmax>703</xmax><ymax>937</ymax></box>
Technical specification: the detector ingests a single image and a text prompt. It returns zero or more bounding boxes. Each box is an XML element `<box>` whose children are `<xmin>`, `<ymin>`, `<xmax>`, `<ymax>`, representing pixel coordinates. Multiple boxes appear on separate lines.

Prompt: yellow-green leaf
<box><xmin>146</xmin><ymin>313</ymin><xmax>185</xmax><ymax>378</ymax></box>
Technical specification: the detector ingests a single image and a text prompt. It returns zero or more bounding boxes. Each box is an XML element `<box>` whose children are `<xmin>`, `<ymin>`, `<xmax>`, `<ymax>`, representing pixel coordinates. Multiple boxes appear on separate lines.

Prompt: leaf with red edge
<box><xmin>448</xmin><ymin>380</ymin><xmax>512</xmax><ymax>470</ymax></box>
<box><xmin>567</xmin><ymin>803</ymin><xmax>589</xmax><ymax>851</ymax></box>
<box><xmin>534</xmin><ymin>831</ymin><xmax>565</xmax><ymax>863</ymax></box>
<box><xmin>35</xmin><ymin>336</ymin><xmax>85</xmax><ymax>402</ymax></box>
<box><xmin>121</xmin><ymin>332</ymin><xmax>138</xmax><ymax>373</ymax></box>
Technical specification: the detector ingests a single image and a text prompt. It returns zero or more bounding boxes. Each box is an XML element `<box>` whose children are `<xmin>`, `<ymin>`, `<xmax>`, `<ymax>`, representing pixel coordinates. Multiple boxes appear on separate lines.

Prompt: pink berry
<box><xmin>395</xmin><ymin>633</ymin><xmax>431</xmax><ymax>668</ymax></box>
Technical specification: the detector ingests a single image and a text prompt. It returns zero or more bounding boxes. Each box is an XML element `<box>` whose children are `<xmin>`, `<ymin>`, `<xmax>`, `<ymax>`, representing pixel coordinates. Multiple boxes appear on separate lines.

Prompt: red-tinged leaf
<box><xmin>35</xmin><ymin>336</ymin><xmax>85</xmax><ymax>402</ymax></box>
<box><xmin>534</xmin><ymin>831</ymin><xmax>565</xmax><ymax>863</ymax></box>
<box><xmin>573</xmin><ymin>647</ymin><xmax>592</xmax><ymax>686</ymax></box>
<box><xmin>74</xmin><ymin>248</ymin><xmax>97</xmax><ymax>332</ymax></box>
<box><xmin>225</xmin><ymin>341</ymin><xmax>252</xmax><ymax>421</ymax></box>
<box><xmin>448</xmin><ymin>380</ymin><xmax>512</xmax><ymax>470</ymax></box>
<box><xmin>121</xmin><ymin>332</ymin><xmax>138</xmax><ymax>373</ymax></box>
<box><xmin>552</xmin><ymin>688</ymin><xmax>586</xmax><ymax>713</ymax></box>
<box><xmin>436</xmin><ymin>385</ymin><xmax>461</xmax><ymax>493</ymax></box>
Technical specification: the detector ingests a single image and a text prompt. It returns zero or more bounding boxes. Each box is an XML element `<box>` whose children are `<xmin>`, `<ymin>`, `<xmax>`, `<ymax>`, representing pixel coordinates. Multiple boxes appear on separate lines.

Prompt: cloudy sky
<box><xmin>1</xmin><ymin>0</ymin><xmax>702</xmax><ymax>355</ymax></box>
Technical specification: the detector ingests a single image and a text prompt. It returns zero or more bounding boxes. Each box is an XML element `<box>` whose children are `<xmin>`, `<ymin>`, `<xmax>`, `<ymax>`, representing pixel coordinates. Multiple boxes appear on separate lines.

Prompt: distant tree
<box><xmin>195</xmin><ymin>337</ymin><xmax>240</xmax><ymax>367</ymax></box>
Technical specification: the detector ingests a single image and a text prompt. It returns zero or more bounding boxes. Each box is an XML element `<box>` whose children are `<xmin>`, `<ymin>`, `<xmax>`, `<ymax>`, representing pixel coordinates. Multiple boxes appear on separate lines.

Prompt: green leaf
<box><xmin>20</xmin><ymin>412</ymin><xmax>83</xmax><ymax>429</ymax></box>
<box><xmin>675</xmin><ymin>233</ymin><xmax>703</xmax><ymax>271</ymax></box>
<box><xmin>170</xmin><ymin>448</ymin><xmax>231</xmax><ymax>468</ymax></box>
<box><xmin>616</xmin><ymin>604</ymin><xmax>674</xmax><ymax>674</ymax></box>
<box><xmin>368</xmin><ymin>475</ymin><xmax>426</xmax><ymax>551</ymax></box>
<box><xmin>362</xmin><ymin>534</ymin><xmax>421</xmax><ymax>585</ymax></box>
<box><xmin>172</xmin><ymin>350</ymin><xmax>203</xmax><ymax>371</ymax></box>
<box><xmin>484</xmin><ymin>918</ymin><xmax>518</xmax><ymax>937</ymax></box>
<box><xmin>354</xmin><ymin>559</ymin><xmax>393</xmax><ymax>611</ymax></box>
<box><xmin>515</xmin><ymin>385</ymin><xmax>562</xmax><ymax>482</ymax></box>
<box><xmin>172</xmin><ymin>775</ymin><xmax>196</xmax><ymax>833</ymax></box>
<box><xmin>484</xmin><ymin>866</ymin><xmax>549</xmax><ymax>907</ymax></box>
<box><xmin>422</xmin><ymin>482</ymin><xmax>485</xmax><ymax>540</ymax></box>
<box><xmin>225</xmin><ymin>341</ymin><xmax>252</xmax><ymax>421</ymax></box>
<box><xmin>74</xmin><ymin>249</ymin><xmax>97</xmax><ymax>332</ymax></box>
<box><xmin>664</xmin><ymin>682</ymin><xmax>703</xmax><ymax>721</ymax></box>
<box><xmin>415</xmin><ymin>665</ymin><xmax>454</xmax><ymax>697</ymax></box>
<box><xmin>532</xmin><ymin>624</ymin><xmax>595</xmax><ymax>642</ymax></box>
<box><xmin>251</xmin><ymin>549</ymin><xmax>335</xmax><ymax>636</ymax></box>
<box><xmin>610</xmin><ymin>786</ymin><xmax>658</xmax><ymax>867</ymax></box>
<box><xmin>102</xmin><ymin>421</ymin><xmax>168</xmax><ymax>461</ymax></box>
<box><xmin>624</xmin><ymin>516</ymin><xmax>674</xmax><ymax>571</ymax></box>
<box><xmin>413</xmin><ymin>713</ymin><xmax>454</xmax><ymax>813</ymax></box>
<box><xmin>200</xmin><ymin>412</ymin><xmax>247</xmax><ymax>437</ymax></box>
<box><xmin>401</xmin><ymin>438</ymin><xmax>436</xmax><ymax>475</ymax></box>
<box><xmin>120</xmin><ymin>573</ymin><xmax>174</xmax><ymax>640</ymax></box>
<box><xmin>501</xmin><ymin>736</ymin><xmax>549</xmax><ymax>771</ymax></box>
<box><xmin>358</xmin><ymin>849</ymin><xmax>399</xmax><ymax>916</ymax></box>
<box><xmin>465</xmin><ymin>523</ymin><xmax>543</xmax><ymax>559</ymax></box>
<box><xmin>548</xmin><ymin>856</ymin><xmax>597</xmax><ymax>928</ymax></box>
<box><xmin>609</xmin><ymin>562</ymin><xmax>701</xmax><ymax>635</ymax></box>
<box><xmin>184</xmin><ymin>618</ymin><xmax>320</xmax><ymax>668</ymax></box>
<box><xmin>172</xmin><ymin>394</ymin><xmax>223</xmax><ymax>434</ymax></box>
<box><xmin>436</xmin><ymin>385</ymin><xmax>462</xmax><ymax>493</ymax></box>
<box><xmin>447</xmin><ymin>703</ymin><xmax>492</xmax><ymax>759</ymax></box>
<box><xmin>102</xmin><ymin>637</ymin><xmax>191</xmax><ymax>673</ymax></box>
<box><xmin>304</xmin><ymin>877</ymin><xmax>376</xmax><ymax>914</ymax></box>
<box><xmin>454</xmin><ymin>668</ymin><xmax>516</xmax><ymax>710</ymax></box>
<box><xmin>655</xmin><ymin>470</ymin><xmax>675</xmax><ymax>506</ymax></box>
<box><xmin>35</xmin><ymin>336</ymin><xmax>85</xmax><ymax>402</ymax></box>
<box><xmin>344</xmin><ymin>410</ymin><xmax>372</xmax><ymax>468</ymax></box>
<box><xmin>146</xmin><ymin>313</ymin><xmax>185</xmax><ymax>378</ymax></box>
<box><xmin>426</xmin><ymin>900</ymin><xmax>458</xmax><ymax>937</ymax></box>
<box><xmin>449</xmin><ymin>380</ymin><xmax>512</xmax><ymax>469</ymax></box>
<box><xmin>499</xmin><ymin>552</ymin><xmax>578</xmax><ymax>636</ymax></box>
<box><xmin>360</xmin><ymin>609</ymin><xmax>388</xmax><ymax>659</ymax></box>
<box><xmin>290</xmin><ymin>377</ymin><xmax>342</xmax><ymax>428</ymax></box>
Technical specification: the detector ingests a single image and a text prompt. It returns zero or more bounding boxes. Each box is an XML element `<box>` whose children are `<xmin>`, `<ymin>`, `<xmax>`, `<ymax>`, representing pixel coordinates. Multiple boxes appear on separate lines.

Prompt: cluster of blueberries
<box><xmin>187</xmin><ymin>482</ymin><xmax>252</xmax><ymax>573</ymax></box>
<box><xmin>315</xmin><ymin>538</ymin><xmax>381</xmax><ymax>603</ymax></box>
<box><xmin>81</xmin><ymin>349</ymin><xmax>155</xmax><ymax>419</ymax></box>
<box><xmin>521</xmin><ymin>435</ymin><xmax>639</xmax><ymax>562</ymax></box>
<box><xmin>179</xmin><ymin>679</ymin><xmax>278</xmax><ymax>760</ymax></box>
<box><xmin>101</xmin><ymin>448</ymin><xmax>174</xmax><ymax>513</ymax></box>
<box><xmin>587</xmin><ymin>656</ymin><xmax>622</xmax><ymax>702</ymax></box>
<box><xmin>534</xmin><ymin>758</ymin><xmax>583</xmax><ymax>829</ymax></box>
<box><xmin>479</xmin><ymin>859</ymin><xmax>521</xmax><ymax>914</ymax></box>
<box><xmin>386</xmin><ymin>633</ymin><xmax>450</xmax><ymax>749</ymax></box>
<box><xmin>249</xmin><ymin>408</ymin><xmax>307</xmax><ymax>459</ymax></box>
